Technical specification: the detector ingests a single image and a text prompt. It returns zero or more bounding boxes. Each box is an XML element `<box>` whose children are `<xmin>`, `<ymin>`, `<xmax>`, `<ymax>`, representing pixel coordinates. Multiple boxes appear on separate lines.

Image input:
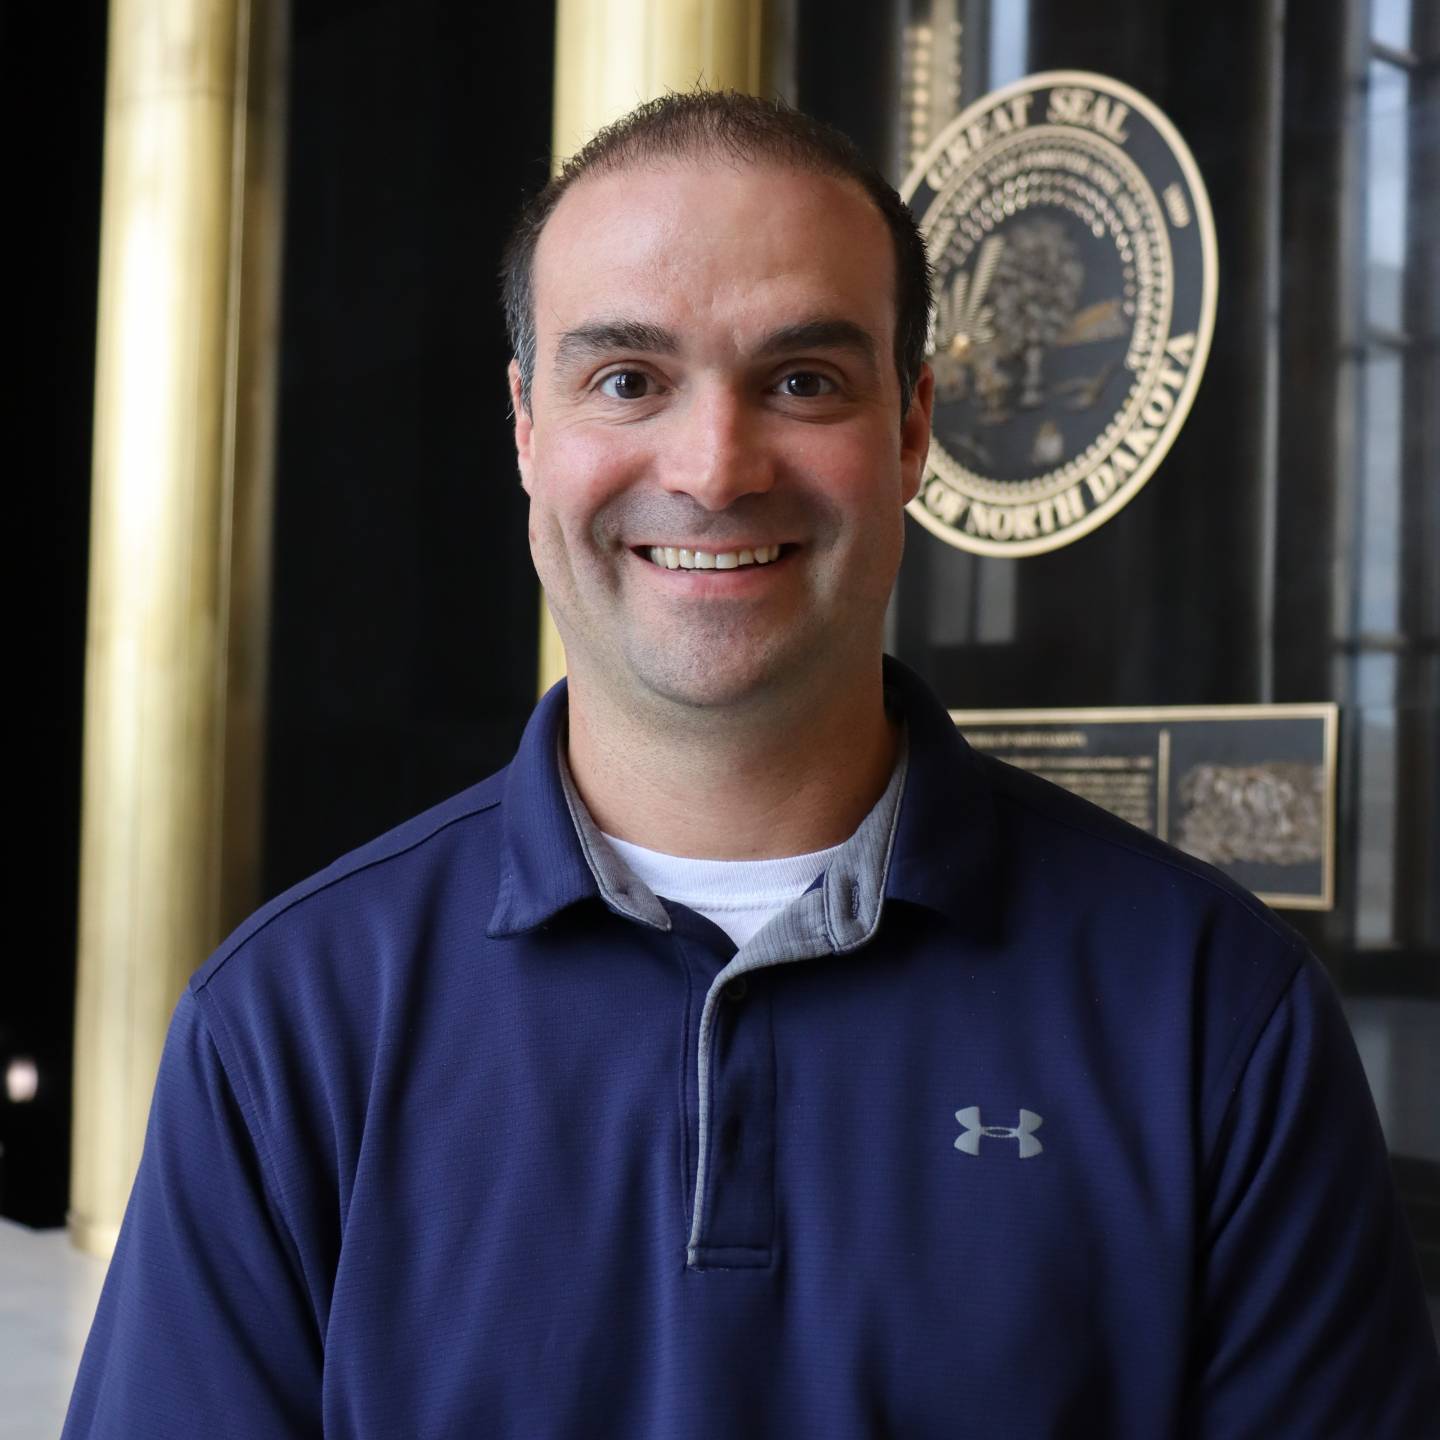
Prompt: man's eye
<box><xmin>779</xmin><ymin>372</ymin><xmax>836</xmax><ymax>398</ymax></box>
<box><xmin>598</xmin><ymin>371</ymin><xmax>653</xmax><ymax>400</ymax></box>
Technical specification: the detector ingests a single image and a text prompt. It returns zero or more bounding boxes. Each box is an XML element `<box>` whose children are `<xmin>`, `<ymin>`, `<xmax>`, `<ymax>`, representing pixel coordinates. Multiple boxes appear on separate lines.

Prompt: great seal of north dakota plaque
<box><xmin>901</xmin><ymin>71</ymin><xmax>1217</xmax><ymax>556</ymax></box>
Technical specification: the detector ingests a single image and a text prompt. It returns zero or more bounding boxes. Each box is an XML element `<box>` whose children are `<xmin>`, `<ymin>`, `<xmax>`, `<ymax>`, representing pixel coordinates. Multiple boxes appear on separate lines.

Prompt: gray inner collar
<box><xmin>555</xmin><ymin>731</ymin><xmax>909</xmax><ymax>958</ymax></box>
<box><xmin>555</xmin><ymin>725</ymin><xmax>910</xmax><ymax>1270</ymax></box>
<box><xmin>556</xmin><ymin>741</ymin><xmax>672</xmax><ymax>931</ymax></box>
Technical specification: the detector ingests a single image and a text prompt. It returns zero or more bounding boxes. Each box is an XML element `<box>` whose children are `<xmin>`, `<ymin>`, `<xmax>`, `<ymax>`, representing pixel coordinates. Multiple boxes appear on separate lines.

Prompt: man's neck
<box><xmin>563</xmin><ymin>670</ymin><xmax>899</xmax><ymax>861</ymax></box>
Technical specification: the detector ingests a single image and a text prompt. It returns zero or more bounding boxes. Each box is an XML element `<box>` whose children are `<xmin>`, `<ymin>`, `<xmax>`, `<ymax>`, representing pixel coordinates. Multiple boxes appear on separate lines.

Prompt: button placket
<box><xmin>672</xmin><ymin>927</ymin><xmax>728</xmax><ymax>1238</ymax></box>
<box><xmin>689</xmin><ymin>970</ymin><xmax>775</xmax><ymax>1269</ymax></box>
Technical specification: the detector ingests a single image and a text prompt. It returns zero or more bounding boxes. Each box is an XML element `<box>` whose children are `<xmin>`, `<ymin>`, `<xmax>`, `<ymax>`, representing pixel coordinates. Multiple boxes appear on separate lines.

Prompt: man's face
<box><xmin>511</xmin><ymin>159</ymin><xmax>933</xmax><ymax>717</ymax></box>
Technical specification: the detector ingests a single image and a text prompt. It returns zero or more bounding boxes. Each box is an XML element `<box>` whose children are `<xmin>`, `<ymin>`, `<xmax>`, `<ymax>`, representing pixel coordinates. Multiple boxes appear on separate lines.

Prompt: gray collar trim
<box><xmin>739</xmin><ymin>733</ymin><xmax>908</xmax><ymax>966</ymax></box>
<box><xmin>556</xmin><ymin>730</ymin><xmax>909</xmax><ymax>958</ymax></box>
<box><xmin>554</xmin><ymin>726</ymin><xmax>910</xmax><ymax>1269</ymax></box>
<box><xmin>556</xmin><ymin>740</ymin><xmax>672</xmax><ymax>931</ymax></box>
<box><xmin>684</xmin><ymin>734</ymin><xmax>908</xmax><ymax>1266</ymax></box>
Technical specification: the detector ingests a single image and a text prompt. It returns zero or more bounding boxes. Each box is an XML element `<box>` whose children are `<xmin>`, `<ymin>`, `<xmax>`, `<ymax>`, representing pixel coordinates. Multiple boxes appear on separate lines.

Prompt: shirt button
<box><xmin>724</xmin><ymin>976</ymin><xmax>749</xmax><ymax>1001</ymax></box>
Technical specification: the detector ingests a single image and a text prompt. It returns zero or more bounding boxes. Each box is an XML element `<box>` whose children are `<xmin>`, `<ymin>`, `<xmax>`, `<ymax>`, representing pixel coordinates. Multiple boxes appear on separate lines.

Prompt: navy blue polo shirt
<box><xmin>64</xmin><ymin>660</ymin><xmax>1439</xmax><ymax>1438</ymax></box>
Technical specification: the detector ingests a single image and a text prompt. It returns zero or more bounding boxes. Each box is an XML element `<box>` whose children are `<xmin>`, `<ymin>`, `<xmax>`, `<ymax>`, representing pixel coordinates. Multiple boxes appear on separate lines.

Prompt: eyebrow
<box><xmin>550</xmin><ymin>316</ymin><xmax>881</xmax><ymax>374</ymax></box>
<box><xmin>752</xmin><ymin>319</ymin><xmax>879</xmax><ymax>371</ymax></box>
<box><xmin>553</xmin><ymin>321</ymin><xmax>680</xmax><ymax>369</ymax></box>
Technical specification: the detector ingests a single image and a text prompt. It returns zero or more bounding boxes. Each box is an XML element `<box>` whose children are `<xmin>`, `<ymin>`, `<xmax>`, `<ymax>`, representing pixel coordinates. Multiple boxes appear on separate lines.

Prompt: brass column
<box><xmin>70</xmin><ymin>0</ymin><xmax>287</xmax><ymax>1257</ymax></box>
<box><xmin>538</xmin><ymin>0</ymin><xmax>773</xmax><ymax>693</ymax></box>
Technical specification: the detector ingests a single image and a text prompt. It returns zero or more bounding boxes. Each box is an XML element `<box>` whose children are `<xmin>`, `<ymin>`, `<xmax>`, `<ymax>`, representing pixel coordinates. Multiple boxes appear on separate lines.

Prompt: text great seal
<box><xmin>902</xmin><ymin>71</ymin><xmax>1218</xmax><ymax>556</ymax></box>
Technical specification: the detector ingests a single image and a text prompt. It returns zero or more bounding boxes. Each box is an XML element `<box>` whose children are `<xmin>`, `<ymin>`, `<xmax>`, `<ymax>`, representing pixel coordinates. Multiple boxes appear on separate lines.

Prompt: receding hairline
<box><xmin>538</xmin><ymin>147</ymin><xmax>891</xmax><ymax>245</ymax></box>
<box><xmin>531</xmin><ymin>152</ymin><xmax>901</xmax><ymax>309</ymax></box>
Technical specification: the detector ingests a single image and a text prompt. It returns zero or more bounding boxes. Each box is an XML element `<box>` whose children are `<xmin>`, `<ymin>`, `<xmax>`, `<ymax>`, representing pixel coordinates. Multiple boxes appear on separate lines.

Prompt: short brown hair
<box><xmin>500</xmin><ymin>90</ymin><xmax>932</xmax><ymax>414</ymax></box>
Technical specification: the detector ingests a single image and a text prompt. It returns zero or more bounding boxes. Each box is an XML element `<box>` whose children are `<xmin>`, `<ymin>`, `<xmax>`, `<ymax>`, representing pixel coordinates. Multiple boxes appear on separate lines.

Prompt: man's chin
<box><xmin>625</xmin><ymin>647</ymin><xmax>803</xmax><ymax>717</ymax></box>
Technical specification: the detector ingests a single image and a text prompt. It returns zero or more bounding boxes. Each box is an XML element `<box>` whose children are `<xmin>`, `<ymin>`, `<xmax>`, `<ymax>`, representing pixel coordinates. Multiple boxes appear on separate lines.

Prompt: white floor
<box><xmin>0</xmin><ymin>1221</ymin><xmax>108</xmax><ymax>1440</ymax></box>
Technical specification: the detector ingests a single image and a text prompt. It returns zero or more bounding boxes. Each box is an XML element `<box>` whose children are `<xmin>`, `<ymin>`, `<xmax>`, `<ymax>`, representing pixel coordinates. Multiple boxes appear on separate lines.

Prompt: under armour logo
<box><xmin>954</xmin><ymin>1106</ymin><xmax>1043</xmax><ymax>1158</ymax></box>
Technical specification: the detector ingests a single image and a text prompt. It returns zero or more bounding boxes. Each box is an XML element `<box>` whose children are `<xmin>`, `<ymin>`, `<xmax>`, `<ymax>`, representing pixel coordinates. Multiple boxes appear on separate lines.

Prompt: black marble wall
<box><xmin>265</xmin><ymin>0</ymin><xmax>552</xmax><ymax>899</ymax></box>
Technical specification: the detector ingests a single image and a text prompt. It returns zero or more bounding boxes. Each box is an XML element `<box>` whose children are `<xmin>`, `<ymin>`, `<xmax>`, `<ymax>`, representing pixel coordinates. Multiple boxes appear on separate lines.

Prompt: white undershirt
<box><xmin>600</xmin><ymin>833</ymin><xmax>844</xmax><ymax>947</ymax></box>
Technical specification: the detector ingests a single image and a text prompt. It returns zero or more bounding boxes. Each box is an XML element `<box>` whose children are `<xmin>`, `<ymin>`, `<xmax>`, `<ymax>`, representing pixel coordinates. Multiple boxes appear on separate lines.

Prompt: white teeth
<box><xmin>645</xmin><ymin>544</ymin><xmax>784</xmax><ymax>569</ymax></box>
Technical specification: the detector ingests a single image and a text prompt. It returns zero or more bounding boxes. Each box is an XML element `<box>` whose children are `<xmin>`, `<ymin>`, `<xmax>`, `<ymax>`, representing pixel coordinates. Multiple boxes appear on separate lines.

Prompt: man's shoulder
<box><xmin>191</xmin><ymin>766</ymin><xmax>511</xmax><ymax>997</ymax></box>
<box><xmin>975</xmin><ymin>746</ymin><xmax>1304</xmax><ymax>952</ymax></box>
<box><xmin>888</xmin><ymin>658</ymin><xmax>1303</xmax><ymax>968</ymax></box>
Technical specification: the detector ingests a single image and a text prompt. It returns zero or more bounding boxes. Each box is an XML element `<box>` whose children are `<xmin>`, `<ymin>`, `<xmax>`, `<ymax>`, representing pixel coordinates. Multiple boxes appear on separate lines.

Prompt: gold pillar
<box><xmin>69</xmin><ymin>0</ymin><xmax>287</xmax><ymax>1258</ymax></box>
<box><xmin>538</xmin><ymin>0</ymin><xmax>773</xmax><ymax>694</ymax></box>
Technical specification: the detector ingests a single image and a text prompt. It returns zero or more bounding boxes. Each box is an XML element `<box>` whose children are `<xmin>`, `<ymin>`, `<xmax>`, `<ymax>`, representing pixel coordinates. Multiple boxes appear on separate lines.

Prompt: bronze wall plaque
<box><xmin>951</xmin><ymin>704</ymin><xmax>1339</xmax><ymax>909</ymax></box>
<box><xmin>903</xmin><ymin>71</ymin><xmax>1218</xmax><ymax>555</ymax></box>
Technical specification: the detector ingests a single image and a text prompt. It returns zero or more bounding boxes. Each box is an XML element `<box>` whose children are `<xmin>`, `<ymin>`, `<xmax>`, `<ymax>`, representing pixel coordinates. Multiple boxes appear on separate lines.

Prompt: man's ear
<box><xmin>508</xmin><ymin>360</ymin><xmax>535</xmax><ymax>494</ymax></box>
<box><xmin>899</xmin><ymin>362</ymin><xmax>934</xmax><ymax>506</ymax></box>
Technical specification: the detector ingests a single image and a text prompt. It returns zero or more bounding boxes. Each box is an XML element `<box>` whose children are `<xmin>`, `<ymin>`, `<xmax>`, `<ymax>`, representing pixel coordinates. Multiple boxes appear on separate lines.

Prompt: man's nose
<box><xmin>664</xmin><ymin>387</ymin><xmax>775</xmax><ymax>511</ymax></box>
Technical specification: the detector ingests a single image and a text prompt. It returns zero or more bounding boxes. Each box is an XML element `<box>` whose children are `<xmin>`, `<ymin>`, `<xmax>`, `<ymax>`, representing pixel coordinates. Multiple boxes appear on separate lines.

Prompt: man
<box><xmin>66</xmin><ymin>92</ymin><xmax>1437</xmax><ymax>1438</ymax></box>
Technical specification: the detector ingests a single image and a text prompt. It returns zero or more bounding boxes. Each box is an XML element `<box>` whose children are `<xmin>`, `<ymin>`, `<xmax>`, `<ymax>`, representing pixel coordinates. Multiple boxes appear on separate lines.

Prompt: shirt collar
<box><xmin>879</xmin><ymin>655</ymin><xmax>999</xmax><ymax>937</ymax></box>
<box><xmin>487</xmin><ymin>678</ymin><xmax>598</xmax><ymax>937</ymax></box>
<box><xmin>488</xmin><ymin>656</ymin><xmax>997</xmax><ymax>941</ymax></box>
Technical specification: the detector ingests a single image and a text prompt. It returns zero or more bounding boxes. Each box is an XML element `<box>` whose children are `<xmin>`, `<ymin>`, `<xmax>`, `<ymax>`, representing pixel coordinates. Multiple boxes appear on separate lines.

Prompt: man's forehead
<box><xmin>532</xmin><ymin>158</ymin><xmax>895</xmax><ymax>342</ymax></box>
<box><xmin>544</xmin><ymin>153</ymin><xmax>874</xmax><ymax>232</ymax></box>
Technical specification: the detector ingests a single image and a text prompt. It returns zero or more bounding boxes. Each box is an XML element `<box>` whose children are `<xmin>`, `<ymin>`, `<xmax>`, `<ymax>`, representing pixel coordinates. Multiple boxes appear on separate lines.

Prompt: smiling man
<box><xmin>511</xmin><ymin>152</ymin><xmax>930</xmax><ymax>864</ymax></box>
<box><xmin>65</xmin><ymin>93</ymin><xmax>1438</xmax><ymax>1439</ymax></box>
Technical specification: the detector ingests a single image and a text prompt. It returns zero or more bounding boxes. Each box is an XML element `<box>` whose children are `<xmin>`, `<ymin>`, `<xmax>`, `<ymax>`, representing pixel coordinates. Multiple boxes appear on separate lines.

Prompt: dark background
<box><xmin>8</xmin><ymin>0</ymin><xmax>553</xmax><ymax>1227</ymax></box>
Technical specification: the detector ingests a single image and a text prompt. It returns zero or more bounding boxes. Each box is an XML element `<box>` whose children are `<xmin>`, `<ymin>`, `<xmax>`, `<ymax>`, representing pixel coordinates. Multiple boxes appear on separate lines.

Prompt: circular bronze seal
<box><xmin>901</xmin><ymin>71</ymin><xmax>1217</xmax><ymax>556</ymax></box>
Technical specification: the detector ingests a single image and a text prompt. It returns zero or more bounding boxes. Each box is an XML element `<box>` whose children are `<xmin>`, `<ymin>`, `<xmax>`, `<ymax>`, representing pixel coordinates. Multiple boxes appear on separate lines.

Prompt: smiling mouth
<box><xmin>638</xmin><ymin>544</ymin><xmax>787</xmax><ymax>571</ymax></box>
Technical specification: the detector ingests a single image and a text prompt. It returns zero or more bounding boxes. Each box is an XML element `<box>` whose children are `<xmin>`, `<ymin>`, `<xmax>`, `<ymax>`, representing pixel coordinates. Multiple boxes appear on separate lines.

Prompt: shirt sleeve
<box><xmin>1191</xmin><ymin>954</ymin><xmax>1440</xmax><ymax>1437</ymax></box>
<box><xmin>62</xmin><ymin>989</ymin><xmax>324</xmax><ymax>1439</ymax></box>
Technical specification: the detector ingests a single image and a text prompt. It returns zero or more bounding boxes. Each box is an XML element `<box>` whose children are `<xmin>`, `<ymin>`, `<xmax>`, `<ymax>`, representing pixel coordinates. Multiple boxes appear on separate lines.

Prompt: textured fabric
<box><xmin>64</xmin><ymin>659</ymin><xmax>1440</xmax><ymax>1439</ymax></box>
<box><xmin>598</xmin><ymin>831</ymin><xmax>843</xmax><ymax>946</ymax></box>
